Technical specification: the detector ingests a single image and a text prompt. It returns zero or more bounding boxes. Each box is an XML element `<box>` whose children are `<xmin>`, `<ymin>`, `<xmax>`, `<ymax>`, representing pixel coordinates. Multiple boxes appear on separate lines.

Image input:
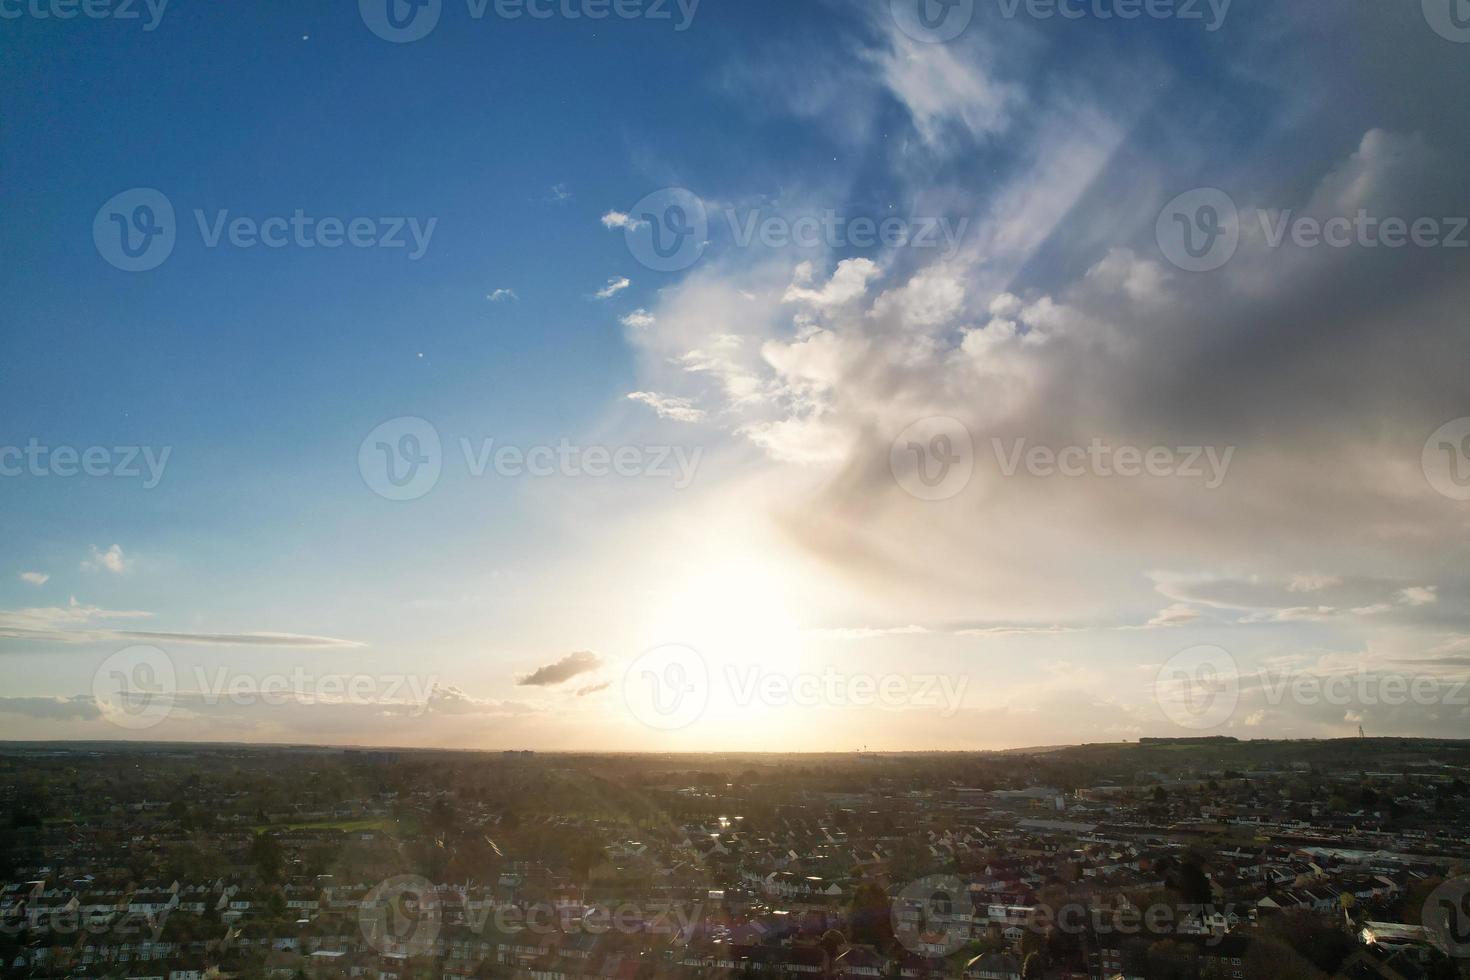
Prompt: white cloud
<box><xmin>600</xmin><ymin>210</ymin><xmax>646</xmax><ymax>230</ymax></box>
<box><xmin>626</xmin><ymin>391</ymin><xmax>706</xmax><ymax>423</ymax></box>
<box><xmin>81</xmin><ymin>544</ymin><xmax>130</xmax><ymax>575</ymax></box>
<box><xmin>868</xmin><ymin>31</ymin><xmax>1021</xmax><ymax>149</ymax></box>
<box><xmin>19</xmin><ymin>572</ymin><xmax>48</xmax><ymax>586</ymax></box>
<box><xmin>781</xmin><ymin>258</ymin><xmax>881</xmax><ymax>311</ymax></box>
<box><xmin>0</xmin><ymin>598</ymin><xmax>361</xmax><ymax>648</ymax></box>
<box><xmin>487</xmin><ymin>288</ymin><xmax>518</xmax><ymax>302</ymax></box>
<box><xmin>1398</xmin><ymin>586</ymin><xmax>1437</xmax><ymax>607</ymax></box>
<box><xmin>871</xmin><ymin>270</ymin><xmax>967</xmax><ymax>330</ymax></box>
<box><xmin>594</xmin><ymin>277</ymin><xmax>631</xmax><ymax>300</ymax></box>
<box><xmin>620</xmin><ymin>309</ymin><xmax>655</xmax><ymax>329</ymax></box>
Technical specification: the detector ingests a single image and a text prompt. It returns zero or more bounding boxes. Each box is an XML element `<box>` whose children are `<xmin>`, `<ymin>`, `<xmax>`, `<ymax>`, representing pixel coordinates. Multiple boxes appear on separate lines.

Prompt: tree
<box><xmin>250</xmin><ymin>833</ymin><xmax>284</xmax><ymax>884</ymax></box>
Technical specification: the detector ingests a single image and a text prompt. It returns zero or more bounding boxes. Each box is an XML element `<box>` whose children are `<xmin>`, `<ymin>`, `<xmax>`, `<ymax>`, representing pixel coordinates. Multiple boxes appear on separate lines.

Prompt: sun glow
<box><xmin>644</xmin><ymin>556</ymin><xmax>802</xmax><ymax>667</ymax></box>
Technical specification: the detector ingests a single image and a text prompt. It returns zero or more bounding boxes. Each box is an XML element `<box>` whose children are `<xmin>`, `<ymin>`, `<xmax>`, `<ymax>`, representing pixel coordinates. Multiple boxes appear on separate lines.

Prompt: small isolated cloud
<box><xmin>594</xmin><ymin>277</ymin><xmax>631</xmax><ymax>300</ymax></box>
<box><xmin>576</xmin><ymin>681</ymin><xmax>611</xmax><ymax>697</ymax></box>
<box><xmin>601</xmin><ymin>210</ymin><xmax>646</xmax><ymax>230</ymax></box>
<box><xmin>547</xmin><ymin>183</ymin><xmax>572</xmax><ymax>204</ymax></box>
<box><xmin>1144</xmin><ymin>603</ymin><xmax>1201</xmax><ymax>628</ymax></box>
<box><xmin>516</xmin><ymin>650</ymin><xmax>603</xmax><ymax>687</ymax></box>
<box><xmin>19</xmin><ymin>572</ymin><xmax>48</xmax><ymax>586</ymax></box>
<box><xmin>626</xmin><ymin>391</ymin><xmax>705</xmax><ymax>423</ymax></box>
<box><xmin>1398</xmin><ymin>586</ymin><xmax>1437</xmax><ymax>607</ymax></box>
<box><xmin>81</xmin><ymin>544</ymin><xmax>130</xmax><ymax>574</ymax></box>
<box><xmin>620</xmin><ymin>309</ymin><xmax>655</xmax><ymax>329</ymax></box>
<box><xmin>487</xmin><ymin>289</ymin><xmax>518</xmax><ymax>303</ymax></box>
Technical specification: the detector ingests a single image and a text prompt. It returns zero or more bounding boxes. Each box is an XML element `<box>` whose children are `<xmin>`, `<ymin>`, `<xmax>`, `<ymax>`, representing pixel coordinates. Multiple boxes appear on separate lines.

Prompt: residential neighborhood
<box><xmin>2</xmin><ymin>739</ymin><xmax>1468</xmax><ymax>978</ymax></box>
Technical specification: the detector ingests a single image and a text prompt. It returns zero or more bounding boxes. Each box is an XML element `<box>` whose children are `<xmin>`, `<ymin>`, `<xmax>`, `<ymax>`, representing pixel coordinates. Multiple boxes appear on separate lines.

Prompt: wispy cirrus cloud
<box><xmin>0</xmin><ymin>599</ymin><xmax>362</xmax><ymax>649</ymax></box>
<box><xmin>594</xmin><ymin>276</ymin><xmax>631</xmax><ymax>299</ymax></box>
<box><xmin>626</xmin><ymin>391</ymin><xmax>705</xmax><ymax>423</ymax></box>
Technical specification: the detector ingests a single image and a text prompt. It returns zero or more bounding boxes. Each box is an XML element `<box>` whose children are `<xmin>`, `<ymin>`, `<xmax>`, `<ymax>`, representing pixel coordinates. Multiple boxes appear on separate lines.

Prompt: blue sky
<box><xmin>2</xmin><ymin>0</ymin><xmax>1469</xmax><ymax>749</ymax></box>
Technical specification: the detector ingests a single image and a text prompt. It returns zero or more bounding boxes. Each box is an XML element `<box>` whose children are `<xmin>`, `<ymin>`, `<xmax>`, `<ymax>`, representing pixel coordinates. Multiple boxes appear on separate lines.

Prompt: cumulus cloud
<box><xmin>487</xmin><ymin>288</ymin><xmax>518</xmax><ymax>302</ymax></box>
<box><xmin>601</xmin><ymin>210</ymin><xmax>645</xmax><ymax>230</ymax></box>
<box><xmin>18</xmin><ymin>572</ymin><xmax>48</xmax><ymax>586</ymax></box>
<box><xmin>81</xmin><ymin>544</ymin><xmax>130</xmax><ymax>574</ymax></box>
<box><xmin>515</xmin><ymin>650</ymin><xmax>603</xmax><ymax>687</ymax></box>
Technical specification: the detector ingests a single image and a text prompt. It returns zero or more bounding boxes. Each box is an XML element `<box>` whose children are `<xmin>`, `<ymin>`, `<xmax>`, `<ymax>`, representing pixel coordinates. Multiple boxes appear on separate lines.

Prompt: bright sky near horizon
<box><xmin>3</xmin><ymin>0</ymin><xmax>1470</xmax><ymax>750</ymax></box>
